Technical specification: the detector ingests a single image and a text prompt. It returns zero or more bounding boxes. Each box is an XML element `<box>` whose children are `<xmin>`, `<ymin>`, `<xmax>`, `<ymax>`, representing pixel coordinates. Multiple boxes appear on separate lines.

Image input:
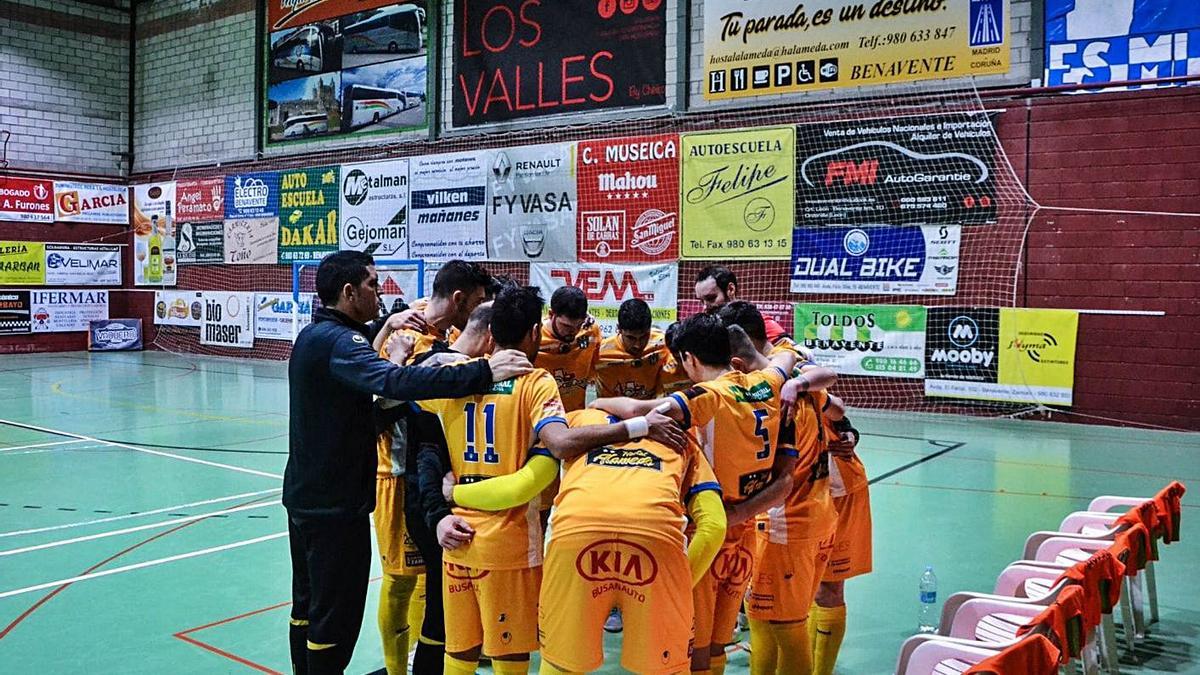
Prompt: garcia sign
<box><xmin>797</xmin><ymin>113</ymin><xmax>998</xmax><ymax>225</ymax></box>
<box><xmin>451</xmin><ymin>0</ymin><xmax>666</xmax><ymax>126</ymax></box>
<box><xmin>53</xmin><ymin>182</ymin><xmax>128</xmax><ymax>224</ymax></box>
<box><xmin>790</xmin><ymin>225</ymin><xmax>960</xmax><ymax>295</ymax></box>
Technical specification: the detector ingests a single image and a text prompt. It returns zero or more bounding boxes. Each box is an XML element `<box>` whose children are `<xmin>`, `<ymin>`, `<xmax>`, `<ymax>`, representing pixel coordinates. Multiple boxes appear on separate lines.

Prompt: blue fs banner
<box><xmin>89</xmin><ymin>319</ymin><xmax>143</xmax><ymax>351</ymax></box>
<box><xmin>1045</xmin><ymin>0</ymin><xmax>1199</xmax><ymax>88</ymax></box>
<box><xmin>790</xmin><ymin>225</ymin><xmax>960</xmax><ymax>296</ymax></box>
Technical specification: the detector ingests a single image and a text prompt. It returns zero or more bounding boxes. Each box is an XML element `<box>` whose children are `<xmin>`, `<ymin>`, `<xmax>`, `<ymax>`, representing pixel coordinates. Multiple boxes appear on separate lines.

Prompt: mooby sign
<box><xmin>1</xmin><ymin>177</ymin><xmax>54</xmax><ymax>223</ymax></box>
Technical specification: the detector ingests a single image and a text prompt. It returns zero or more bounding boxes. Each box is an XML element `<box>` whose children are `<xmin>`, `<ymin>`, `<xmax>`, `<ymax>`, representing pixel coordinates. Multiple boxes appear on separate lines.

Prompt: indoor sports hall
<box><xmin>2</xmin><ymin>1</ymin><xmax>1197</xmax><ymax>674</ymax></box>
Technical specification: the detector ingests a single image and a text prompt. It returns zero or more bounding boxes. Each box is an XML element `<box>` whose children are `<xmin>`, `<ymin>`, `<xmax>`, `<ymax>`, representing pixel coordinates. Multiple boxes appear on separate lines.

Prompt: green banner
<box><xmin>278</xmin><ymin>166</ymin><xmax>340</xmax><ymax>263</ymax></box>
<box><xmin>795</xmin><ymin>303</ymin><xmax>926</xmax><ymax>378</ymax></box>
<box><xmin>0</xmin><ymin>241</ymin><xmax>46</xmax><ymax>285</ymax></box>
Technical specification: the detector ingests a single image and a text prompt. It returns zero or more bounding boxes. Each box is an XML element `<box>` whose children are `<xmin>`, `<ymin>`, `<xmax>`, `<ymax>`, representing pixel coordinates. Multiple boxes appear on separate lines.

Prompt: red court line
<box><xmin>174</xmin><ymin>631</ymin><xmax>284</xmax><ymax>675</ymax></box>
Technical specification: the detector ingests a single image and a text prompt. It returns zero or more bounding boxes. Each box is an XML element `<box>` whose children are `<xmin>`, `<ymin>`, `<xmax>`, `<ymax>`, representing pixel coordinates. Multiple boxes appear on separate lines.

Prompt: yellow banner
<box><xmin>680</xmin><ymin>126</ymin><xmax>795</xmax><ymax>260</ymax></box>
<box><xmin>0</xmin><ymin>241</ymin><xmax>46</xmax><ymax>285</ymax></box>
<box><xmin>702</xmin><ymin>0</ymin><xmax>1010</xmax><ymax>100</ymax></box>
<box><xmin>997</xmin><ymin>308</ymin><xmax>1079</xmax><ymax>405</ymax></box>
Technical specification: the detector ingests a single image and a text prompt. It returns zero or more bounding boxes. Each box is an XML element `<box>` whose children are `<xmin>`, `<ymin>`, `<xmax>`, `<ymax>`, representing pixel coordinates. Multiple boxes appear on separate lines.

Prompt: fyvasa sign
<box><xmin>530</xmin><ymin>262</ymin><xmax>677</xmax><ymax>338</ymax></box>
<box><xmin>53</xmin><ymin>182</ymin><xmax>128</xmax><ymax>224</ymax></box>
<box><xmin>1</xmin><ymin>178</ymin><xmax>54</xmax><ymax>223</ymax></box>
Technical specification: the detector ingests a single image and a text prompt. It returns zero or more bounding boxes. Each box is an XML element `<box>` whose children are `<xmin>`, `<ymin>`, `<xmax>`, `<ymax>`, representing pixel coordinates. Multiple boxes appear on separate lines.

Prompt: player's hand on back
<box><xmin>779</xmin><ymin>378</ymin><xmax>806</xmax><ymax>419</ymax></box>
<box><xmin>436</xmin><ymin>515</ymin><xmax>475</xmax><ymax>550</ymax></box>
<box><xmin>646</xmin><ymin>410</ymin><xmax>687</xmax><ymax>453</ymax></box>
<box><xmin>389</xmin><ymin>308</ymin><xmax>428</xmax><ymax>334</ymax></box>
<box><xmin>442</xmin><ymin>471</ymin><xmax>456</xmax><ymax>501</ymax></box>
<box><xmin>488</xmin><ymin>349</ymin><xmax>534</xmax><ymax>381</ymax></box>
<box><xmin>828</xmin><ymin>431</ymin><xmax>858</xmax><ymax>460</ymax></box>
<box><xmin>386</xmin><ymin>332</ymin><xmax>416</xmax><ymax>366</ymax></box>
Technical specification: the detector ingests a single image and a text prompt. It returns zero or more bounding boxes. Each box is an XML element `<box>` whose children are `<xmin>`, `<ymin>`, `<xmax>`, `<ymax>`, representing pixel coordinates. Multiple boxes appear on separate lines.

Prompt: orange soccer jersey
<box><xmin>594</xmin><ymin>329</ymin><xmax>674</xmax><ymax>400</ymax></box>
<box><xmin>419</xmin><ymin>367</ymin><xmax>567</xmax><ymax>570</ymax></box>
<box><xmin>537</xmin><ymin>317</ymin><xmax>601</xmax><ymax>411</ymax></box>
<box><xmin>668</xmin><ymin>367</ymin><xmax>794</xmax><ymax>505</ymax></box>
<box><xmin>550</xmin><ymin>408</ymin><xmax>721</xmax><ymax>546</ymax></box>
<box><xmin>759</xmin><ymin>390</ymin><xmax>836</xmax><ymax>544</ymax></box>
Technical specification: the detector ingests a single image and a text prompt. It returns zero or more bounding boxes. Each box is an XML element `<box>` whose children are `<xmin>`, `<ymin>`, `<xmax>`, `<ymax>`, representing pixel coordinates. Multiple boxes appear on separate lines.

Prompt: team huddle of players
<box><xmin>372</xmin><ymin>262</ymin><xmax>873</xmax><ymax>675</ymax></box>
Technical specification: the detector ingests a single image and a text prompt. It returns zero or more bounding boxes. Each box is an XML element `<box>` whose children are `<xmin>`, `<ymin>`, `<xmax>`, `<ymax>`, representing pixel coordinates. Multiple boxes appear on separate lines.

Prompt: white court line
<box><xmin>0</xmin><ymin>501</ymin><xmax>282</xmax><ymax>556</ymax></box>
<box><xmin>0</xmin><ymin>488</ymin><xmax>282</xmax><ymax>539</ymax></box>
<box><xmin>0</xmin><ymin>417</ymin><xmax>282</xmax><ymax>480</ymax></box>
<box><xmin>0</xmin><ymin>531</ymin><xmax>288</xmax><ymax>599</ymax></box>
<box><xmin>0</xmin><ymin>439</ymin><xmax>88</xmax><ymax>453</ymax></box>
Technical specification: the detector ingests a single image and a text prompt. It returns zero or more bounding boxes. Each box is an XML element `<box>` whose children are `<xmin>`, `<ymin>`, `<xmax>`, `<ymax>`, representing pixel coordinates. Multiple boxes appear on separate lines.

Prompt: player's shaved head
<box><xmin>670</xmin><ymin>314</ymin><xmax>730</xmax><ymax>367</ymax></box>
<box><xmin>462</xmin><ymin>301</ymin><xmax>494</xmax><ymax>336</ymax></box>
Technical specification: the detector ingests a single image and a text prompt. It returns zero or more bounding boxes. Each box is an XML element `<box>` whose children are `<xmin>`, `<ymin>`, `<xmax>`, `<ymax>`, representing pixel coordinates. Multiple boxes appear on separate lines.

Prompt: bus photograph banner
<box><xmin>342</xmin><ymin>85</ymin><xmax>408</xmax><ymax>131</ymax></box>
<box><xmin>343</xmin><ymin>5</ymin><xmax>424</xmax><ymax>56</ymax></box>
<box><xmin>268</xmin><ymin>22</ymin><xmax>341</xmax><ymax>82</ymax></box>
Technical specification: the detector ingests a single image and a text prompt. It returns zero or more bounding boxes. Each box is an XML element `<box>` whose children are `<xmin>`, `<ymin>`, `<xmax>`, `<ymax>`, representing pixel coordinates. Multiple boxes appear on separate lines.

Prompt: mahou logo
<box><xmin>575</xmin><ymin>539</ymin><xmax>659</xmax><ymax>586</ymax></box>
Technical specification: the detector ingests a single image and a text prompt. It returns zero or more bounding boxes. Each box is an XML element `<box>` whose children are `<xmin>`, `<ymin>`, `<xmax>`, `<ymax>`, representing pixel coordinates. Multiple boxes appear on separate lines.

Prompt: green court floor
<box><xmin>0</xmin><ymin>351</ymin><xmax>1196</xmax><ymax>674</ymax></box>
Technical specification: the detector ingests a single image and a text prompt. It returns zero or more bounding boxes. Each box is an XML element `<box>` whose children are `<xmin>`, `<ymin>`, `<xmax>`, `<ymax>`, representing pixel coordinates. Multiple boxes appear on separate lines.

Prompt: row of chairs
<box><xmin>894</xmin><ymin>481</ymin><xmax>1186</xmax><ymax>675</ymax></box>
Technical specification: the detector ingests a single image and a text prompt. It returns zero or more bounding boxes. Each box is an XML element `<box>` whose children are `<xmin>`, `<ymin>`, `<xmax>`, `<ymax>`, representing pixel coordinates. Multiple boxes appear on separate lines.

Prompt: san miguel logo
<box><xmin>801</xmin><ymin>142</ymin><xmax>990</xmax><ymax>190</ymax></box>
<box><xmin>575</xmin><ymin>539</ymin><xmax>659</xmax><ymax>586</ymax></box>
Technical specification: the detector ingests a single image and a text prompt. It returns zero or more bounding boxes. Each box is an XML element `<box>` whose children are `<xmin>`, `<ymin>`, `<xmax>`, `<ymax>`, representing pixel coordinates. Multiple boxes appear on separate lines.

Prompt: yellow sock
<box><xmin>492</xmin><ymin>658</ymin><xmax>531</xmax><ymax>675</ymax></box>
<box><xmin>444</xmin><ymin>653</ymin><xmax>479</xmax><ymax>675</ymax></box>
<box><xmin>748</xmin><ymin>618</ymin><xmax>778</xmax><ymax>675</ymax></box>
<box><xmin>407</xmin><ymin>573</ymin><xmax>427</xmax><ymax>647</ymax></box>
<box><xmin>810</xmin><ymin>604</ymin><xmax>847</xmax><ymax>675</ymax></box>
<box><xmin>711</xmin><ymin>652</ymin><xmax>728</xmax><ymax>675</ymax></box>
<box><xmin>772</xmin><ymin>620</ymin><xmax>813</xmax><ymax>675</ymax></box>
<box><xmin>377</xmin><ymin>573</ymin><xmax>417</xmax><ymax>675</ymax></box>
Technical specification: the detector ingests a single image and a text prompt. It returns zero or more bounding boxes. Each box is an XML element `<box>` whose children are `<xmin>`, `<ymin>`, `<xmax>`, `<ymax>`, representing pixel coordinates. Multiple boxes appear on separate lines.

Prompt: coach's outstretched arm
<box><xmin>330</xmin><ymin>327</ymin><xmax>532</xmax><ymax>401</ymax></box>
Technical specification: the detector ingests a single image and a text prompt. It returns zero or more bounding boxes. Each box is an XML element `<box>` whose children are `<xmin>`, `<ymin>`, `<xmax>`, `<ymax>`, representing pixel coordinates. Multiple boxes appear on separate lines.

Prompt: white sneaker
<box><xmin>603</xmin><ymin>608</ymin><xmax>624</xmax><ymax>633</ymax></box>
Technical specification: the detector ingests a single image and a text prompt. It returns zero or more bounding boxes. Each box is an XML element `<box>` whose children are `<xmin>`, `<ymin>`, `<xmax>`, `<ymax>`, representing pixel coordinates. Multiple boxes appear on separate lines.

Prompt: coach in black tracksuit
<box><xmin>283</xmin><ymin>251</ymin><xmax>532</xmax><ymax>675</ymax></box>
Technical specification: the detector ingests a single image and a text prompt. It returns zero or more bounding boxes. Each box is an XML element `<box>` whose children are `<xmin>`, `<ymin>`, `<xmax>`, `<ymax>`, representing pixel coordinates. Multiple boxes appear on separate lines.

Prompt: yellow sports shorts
<box><xmin>693</xmin><ymin>523</ymin><xmax>757</xmax><ymax>650</ymax></box>
<box><xmin>746</xmin><ymin>527</ymin><xmax>835</xmax><ymax>622</ymax></box>
<box><xmin>539</xmin><ymin>533</ymin><xmax>693</xmax><ymax>674</ymax></box>
<box><xmin>823</xmin><ymin>488</ymin><xmax>873</xmax><ymax>582</ymax></box>
<box><xmin>373</xmin><ymin>476</ymin><xmax>424</xmax><ymax>576</ymax></box>
<box><xmin>442</xmin><ymin>562</ymin><xmax>541</xmax><ymax>657</ymax></box>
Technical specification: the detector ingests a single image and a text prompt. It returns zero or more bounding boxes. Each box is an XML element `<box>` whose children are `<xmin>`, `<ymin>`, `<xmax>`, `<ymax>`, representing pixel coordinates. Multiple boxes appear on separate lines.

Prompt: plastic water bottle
<box><xmin>918</xmin><ymin>565</ymin><xmax>938</xmax><ymax>634</ymax></box>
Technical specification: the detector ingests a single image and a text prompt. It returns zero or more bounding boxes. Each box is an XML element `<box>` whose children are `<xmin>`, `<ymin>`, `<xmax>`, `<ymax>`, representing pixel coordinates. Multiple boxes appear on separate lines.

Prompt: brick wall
<box><xmin>0</xmin><ymin>0</ymin><xmax>130</xmax><ymax>177</ymax></box>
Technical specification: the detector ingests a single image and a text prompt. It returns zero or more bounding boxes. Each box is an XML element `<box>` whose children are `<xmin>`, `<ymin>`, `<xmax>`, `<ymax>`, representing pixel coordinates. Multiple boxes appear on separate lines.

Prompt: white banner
<box><xmin>200</xmin><ymin>292</ymin><xmax>255</xmax><ymax>348</ymax></box>
<box><xmin>486</xmin><ymin>143</ymin><xmax>577</xmax><ymax>261</ymax></box>
<box><xmin>223</xmin><ymin>217</ymin><xmax>280</xmax><ymax>264</ymax></box>
<box><xmin>54</xmin><ymin>182</ymin><xmax>129</xmax><ymax>224</ymax></box>
<box><xmin>29</xmin><ymin>290</ymin><xmax>109</xmax><ymax>333</ymax></box>
<box><xmin>154</xmin><ymin>290</ymin><xmax>203</xmax><ymax>327</ymax></box>
<box><xmin>529</xmin><ymin>262</ymin><xmax>678</xmax><ymax>338</ymax></box>
<box><xmin>339</xmin><ymin>159</ymin><xmax>410</xmax><ymax>258</ymax></box>
<box><xmin>44</xmin><ymin>244</ymin><xmax>122</xmax><ymax>286</ymax></box>
<box><xmin>131</xmin><ymin>183</ymin><xmax>177</xmax><ymax>286</ymax></box>
<box><xmin>255</xmin><ymin>292</ymin><xmax>313</xmax><ymax>341</ymax></box>
<box><xmin>408</xmin><ymin>152</ymin><xmax>487</xmax><ymax>261</ymax></box>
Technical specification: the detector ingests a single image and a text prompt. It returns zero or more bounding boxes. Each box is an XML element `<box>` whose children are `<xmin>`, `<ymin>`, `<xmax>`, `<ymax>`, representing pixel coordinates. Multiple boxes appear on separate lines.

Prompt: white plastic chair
<box><xmin>895</xmin><ymin>631</ymin><xmax>1063</xmax><ymax>675</ymax></box>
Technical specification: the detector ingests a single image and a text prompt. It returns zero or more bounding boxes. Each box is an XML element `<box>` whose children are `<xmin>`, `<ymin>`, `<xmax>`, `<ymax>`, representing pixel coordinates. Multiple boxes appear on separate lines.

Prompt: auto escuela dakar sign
<box><xmin>796</xmin><ymin>112</ymin><xmax>999</xmax><ymax>225</ymax></box>
<box><xmin>452</xmin><ymin>0</ymin><xmax>667</xmax><ymax>126</ymax></box>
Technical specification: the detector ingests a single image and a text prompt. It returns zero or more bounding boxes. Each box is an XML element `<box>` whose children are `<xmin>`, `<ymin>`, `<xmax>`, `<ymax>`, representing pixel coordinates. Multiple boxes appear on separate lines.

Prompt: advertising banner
<box><xmin>925</xmin><ymin>307</ymin><xmax>1078</xmax><ymax>404</ymax></box>
<box><xmin>796</xmin><ymin>113</ymin><xmax>998</xmax><ymax>225</ymax></box>
<box><xmin>53</xmin><ymin>182</ymin><xmax>129</xmax><ymax>224</ymax></box>
<box><xmin>530</xmin><ymin>262</ymin><xmax>677</xmax><ymax>338</ymax></box>
<box><xmin>89</xmin><ymin>319</ymin><xmax>143</xmax><ymax>351</ymax></box>
<box><xmin>225</xmin><ymin>172</ymin><xmax>280</xmax><ymax>220</ymax></box>
<box><xmin>451</xmin><ymin>0</ymin><xmax>666</xmax><ymax>127</ymax></box>
<box><xmin>0</xmin><ymin>241</ymin><xmax>46</xmax><ymax>285</ymax></box>
<box><xmin>200</xmin><ymin>292</ymin><xmax>255</xmax><ymax>348</ymax></box>
<box><xmin>0</xmin><ymin>291</ymin><xmax>31</xmax><ymax>335</ymax></box>
<box><xmin>680</xmin><ymin>126</ymin><xmax>795</xmax><ymax>259</ymax></box>
<box><xmin>339</xmin><ymin>158</ymin><xmax>410</xmax><ymax>257</ymax></box>
<box><xmin>795</xmin><ymin>303</ymin><xmax>926</xmax><ymax>378</ymax></box>
<box><xmin>378</xmin><ymin>260</ymin><xmax>425</xmax><ymax>311</ymax></box>
<box><xmin>408</xmin><ymin>152</ymin><xmax>487</xmax><ymax>260</ymax></box>
<box><xmin>1046</xmin><ymin>0</ymin><xmax>1198</xmax><ymax>88</ymax></box>
<box><xmin>486</xmin><ymin>143</ymin><xmax>577</xmax><ymax>261</ymax></box>
<box><xmin>278</xmin><ymin>166</ymin><xmax>339</xmax><ymax>263</ymax></box>
<box><xmin>678</xmin><ymin>298</ymin><xmax>795</xmax><ymax>337</ymax></box>
<box><xmin>154</xmin><ymin>290</ymin><xmax>204</xmax><ymax>327</ymax></box>
<box><xmin>176</xmin><ymin>178</ymin><xmax>225</xmax><ymax>223</ymax></box>
<box><xmin>0</xmin><ymin>177</ymin><xmax>54</xmax><ymax>223</ymax></box>
<box><xmin>256</xmin><ymin>292</ymin><xmax>314</xmax><ymax>341</ymax></box>
<box><xmin>44</xmin><ymin>244</ymin><xmax>122</xmax><ymax>286</ymax></box>
<box><xmin>790</xmin><ymin>225</ymin><xmax>960</xmax><ymax>295</ymax></box>
<box><xmin>29</xmin><ymin>290</ymin><xmax>109</xmax><ymax>333</ymax></box>
<box><xmin>701</xmin><ymin>0</ymin><xmax>1010</xmax><ymax>101</ymax></box>
<box><xmin>131</xmin><ymin>183</ymin><xmax>178</xmax><ymax>286</ymax></box>
<box><xmin>265</xmin><ymin>1</ymin><xmax>429</xmax><ymax>146</ymax></box>
<box><xmin>224</xmin><ymin>218</ymin><xmax>279</xmax><ymax>264</ymax></box>
<box><xmin>177</xmin><ymin>221</ymin><xmax>225</xmax><ymax>265</ymax></box>
<box><xmin>576</xmin><ymin>133</ymin><xmax>679</xmax><ymax>263</ymax></box>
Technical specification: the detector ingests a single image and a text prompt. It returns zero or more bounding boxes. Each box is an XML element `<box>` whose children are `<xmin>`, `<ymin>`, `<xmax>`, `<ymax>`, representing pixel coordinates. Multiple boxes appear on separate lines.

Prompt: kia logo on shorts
<box><xmin>575</xmin><ymin>539</ymin><xmax>659</xmax><ymax>586</ymax></box>
<box><xmin>444</xmin><ymin>563</ymin><xmax>489</xmax><ymax>580</ymax></box>
<box><xmin>948</xmin><ymin>315</ymin><xmax>979</xmax><ymax>348</ymax></box>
